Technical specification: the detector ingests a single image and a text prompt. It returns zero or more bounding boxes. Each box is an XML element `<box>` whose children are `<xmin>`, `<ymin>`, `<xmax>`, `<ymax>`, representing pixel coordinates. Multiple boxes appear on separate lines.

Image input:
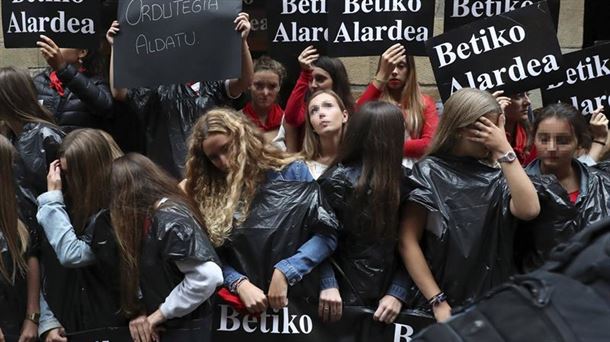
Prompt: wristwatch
<box><xmin>497</xmin><ymin>150</ymin><xmax>517</xmax><ymax>163</ymax></box>
<box><xmin>26</xmin><ymin>312</ymin><xmax>40</xmax><ymax>325</ymax></box>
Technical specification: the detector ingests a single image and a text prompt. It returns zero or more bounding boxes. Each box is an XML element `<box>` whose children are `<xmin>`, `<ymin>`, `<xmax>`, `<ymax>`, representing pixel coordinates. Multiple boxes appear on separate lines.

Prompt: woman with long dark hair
<box><xmin>111</xmin><ymin>153</ymin><xmax>222</xmax><ymax>342</ymax></box>
<box><xmin>36</xmin><ymin>129</ymin><xmax>125</xmax><ymax>335</ymax></box>
<box><xmin>284</xmin><ymin>46</ymin><xmax>355</xmax><ymax>152</ymax></box>
<box><xmin>317</xmin><ymin>101</ymin><xmax>409</xmax><ymax>324</ymax></box>
<box><xmin>183</xmin><ymin>108</ymin><xmax>337</xmax><ymax>314</ymax></box>
<box><xmin>399</xmin><ymin>88</ymin><xmax>540</xmax><ymax>322</ymax></box>
<box><xmin>0</xmin><ymin>136</ymin><xmax>38</xmax><ymax>342</ymax></box>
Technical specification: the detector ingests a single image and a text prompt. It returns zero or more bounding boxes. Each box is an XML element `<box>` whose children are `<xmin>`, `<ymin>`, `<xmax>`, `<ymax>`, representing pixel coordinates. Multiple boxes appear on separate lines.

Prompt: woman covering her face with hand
<box><xmin>399</xmin><ymin>88</ymin><xmax>540</xmax><ymax>322</ymax></box>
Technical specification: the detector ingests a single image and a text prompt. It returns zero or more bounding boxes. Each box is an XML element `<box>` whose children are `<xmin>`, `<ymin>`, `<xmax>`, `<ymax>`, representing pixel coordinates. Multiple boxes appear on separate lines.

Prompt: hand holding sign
<box><xmin>589</xmin><ymin>107</ymin><xmax>609</xmax><ymax>143</ymax></box>
<box><xmin>373</xmin><ymin>295</ymin><xmax>402</xmax><ymax>324</ymax></box>
<box><xmin>106</xmin><ymin>20</ymin><xmax>120</xmax><ymax>46</ymax></box>
<box><xmin>492</xmin><ymin>90</ymin><xmax>512</xmax><ymax>114</ymax></box>
<box><xmin>268</xmin><ymin>269</ymin><xmax>289</xmax><ymax>310</ymax></box>
<box><xmin>235</xmin><ymin>12</ymin><xmax>251</xmax><ymax>40</ymax></box>
<box><xmin>44</xmin><ymin>328</ymin><xmax>67</xmax><ymax>342</ymax></box>
<box><xmin>37</xmin><ymin>35</ymin><xmax>67</xmax><ymax>71</ymax></box>
<box><xmin>236</xmin><ymin>280</ymin><xmax>268</xmax><ymax>314</ymax></box>
<box><xmin>318</xmin><ymin>288</ymin><xmax>342</xmax><ymax>323</ymax></box>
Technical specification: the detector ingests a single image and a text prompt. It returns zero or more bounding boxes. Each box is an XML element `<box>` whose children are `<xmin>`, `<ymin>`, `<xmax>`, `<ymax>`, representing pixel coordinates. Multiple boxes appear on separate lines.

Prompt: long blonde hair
<box><xmin>0</xmin><ymin>136</ymin><xmax>29</xmax><ymax>284</ymax></box>
<box><xmin>301</xmin><ymin>90</ymin><xmax>348</xmax><ymax>161</ymax></box>
<box><xmin>185</xmin><ymin>108</ymin><xmax>296</xmax><ymax>247</ymax></box>
<box><xmin>427</xmin><ymin>88</ymin><xmax>501</xmax><ymax>156</ymax></box>
<box><xmin>378</xmin><ymin>55</ymin><xmax>425</xmax><ymax>138</ymax></box>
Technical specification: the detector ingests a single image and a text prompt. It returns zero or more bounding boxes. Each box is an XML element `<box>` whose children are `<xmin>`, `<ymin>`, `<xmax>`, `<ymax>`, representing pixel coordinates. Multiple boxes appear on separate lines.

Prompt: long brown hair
<box><xmin>60</xmin><ymin>129</ymin><xmax>124</xmax><ymax>233</ymax></box>
<box><xmin>328</xmin><ymin>101</ymin><xmax>405</xmax><ymax>237</ymax></box>
<box><xmin>110</xmin><ymin>153</ymin><xmax>205</xmax><ymax>318</ymax></box>
<box><xmin>377</xmin><ymin>55</ymin><xmax>425</xmax><ymax>138</ymax></box>
<box><xmin>301</xmin><ymin>90</ymin><xmax>348</xmax><ymax>161</ymax></box>
<box><xmin>0</xmin><ymin>67</ymin><xmax>55</xmax><ymax>134</ymax></box>
<box><xmin>0</xmin><ymin>136</ymin><xmax>29</xmax><ymax>283</ymax></box>
<box><xmin>427</xmin><ymin>88</ymin><xmax>501</xmax><ymax>156</ymax></box>
<box><xmin>185</xmin><ymin>108</ymin><xmax>296</xmax><ymax>247</ymax></box>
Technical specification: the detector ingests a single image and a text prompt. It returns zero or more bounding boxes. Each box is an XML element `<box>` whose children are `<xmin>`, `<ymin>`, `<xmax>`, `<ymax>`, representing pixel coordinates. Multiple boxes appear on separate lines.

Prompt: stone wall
<box><xmin>0</xmin><ymin>0</ymin><xmax>585</xmax><ymax>107</ymax></box>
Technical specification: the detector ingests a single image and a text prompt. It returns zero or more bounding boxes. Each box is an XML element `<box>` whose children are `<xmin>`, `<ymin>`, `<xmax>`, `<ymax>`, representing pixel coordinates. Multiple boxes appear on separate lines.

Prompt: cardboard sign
<box><xmin>1</xmin><ymin>0</ymin><xmax>100</xmax><ymax>48</ymax></box>
<box><xmin>444</xmin><ymin>0</ymin><xmax>561</xmax><ymax>32</ymax></box>
<box><xmin>542</xmin><ymin>43</ymin><xmax>610</xmax><ymax>115</ymax></box>
<box><xmin>113</xmin><ymin>0</ymin><xmax>242</xmax><ymax>88</ymax></box>
<box><xmin>68</xmin><ymin>301</ymin><xmax>434</xmax><ymax>342</ymax></box>
<box><xmin>426</xmin><ymin>1</ymin><xmax>563</xmax><ymax>102</ymax></box>
<box><xmin>325</xmin><ymin>0</ymin><xmax>435</xmax><ymax>57</ymax></box>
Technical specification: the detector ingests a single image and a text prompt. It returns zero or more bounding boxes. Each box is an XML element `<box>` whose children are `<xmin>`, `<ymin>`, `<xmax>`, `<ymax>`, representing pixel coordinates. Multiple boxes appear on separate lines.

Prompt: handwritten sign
<box><xmin>1</xmin><ymin>0</ymin><xmax>100</xmax><ymax>48</ymax></box>
<box><xmin>114</xmin><ymin>0</ymin><xmax>242</xmax><ymax>88</ymax></box>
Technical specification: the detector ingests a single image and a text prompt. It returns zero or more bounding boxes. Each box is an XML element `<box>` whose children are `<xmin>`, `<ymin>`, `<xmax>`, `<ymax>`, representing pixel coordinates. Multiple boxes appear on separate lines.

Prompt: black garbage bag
<box><xmin>412</xmin><ymin>218</ymin><xmax>610</xmax><ymax>342</ymax></box>
<box><xmin>127</xmin><ymin>81</ymin><xmax>233</xmax><ymax>179</ymax></box>
<box><xmin>517</xmin><ymin>160</ymin><xmax>610</xmax><ymax>272</ymax></box>
<box><xmin>220</xmin><ymin>180</ymin><xmax>339</xmax><ymax>299</ymax></box>
<box><xmin>0</xmin><ymin>235</ymin><xmax>29</xmax><ymax>338</ymax></box>
<box><xmin>139</xmin><ymin>200</ymin><xmax>220</xmax><ymax>328</ymax></box>
<box><xmin>41</xmin><ymin>210</ymin><xmax>125</xmax><ymax>331</ymax></box>
<box><xmin>405</xmin><ymin>155</ymin><xmax>518</xmax><ymax>311</ymax></box>
<box><xmin>318</xmin><ymin>163</ymin><xmax>410</xmax><ymax>306</ymax></box>
<box><xmin>12</xmin><ymin>123</ymin><xmax>64</xmax><ymax>234</ymax></box>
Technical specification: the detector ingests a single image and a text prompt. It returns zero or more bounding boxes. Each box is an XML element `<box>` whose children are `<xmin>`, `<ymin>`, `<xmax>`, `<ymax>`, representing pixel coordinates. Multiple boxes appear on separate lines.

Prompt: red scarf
<box><xmin>243</xmin><ymin>102</ymin><xmax>283</xmax><ymax>132</ymax></box>
<box><xmin>507</xmin><ymin>122</ymin><xmax>536</xmax><ymax>166</ymax></box>
<box><xmin>49</xmin><ymin>66</ymin><xmax>86</xmax><ymax>97</ymax></box>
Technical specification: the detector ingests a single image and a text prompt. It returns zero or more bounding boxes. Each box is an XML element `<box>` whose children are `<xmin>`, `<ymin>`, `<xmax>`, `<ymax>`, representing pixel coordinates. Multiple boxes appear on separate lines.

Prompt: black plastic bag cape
<box><xmin>517</xmin><ymin>160</ymin><xmax>610</xmax><ymax>271</ymax></box>
<box><xmin>12</xmin><ymin>123</ymin><xmax>64</xmax><ymax>235</ymax></box>
<box><xmin>0</xmin><ymin>232</ymin><xmax>30</xmax><ymax>338</ymax></box>
<box><xmin>127</xmin><ymin>81</ymin><xmax>231</xmax><ymax>179</ymax></box>
<box><xmin>406</xmin><ymin>155</ymin><xmax>518</xmax><ymax>310</ymax></box>
<box><xmin>42</xmin><ymin>210</ymin><xmax>125</xmax><ymax>331</ymax></box>
<box><xmin>139</xmin><ymin>200</ymin><xmax>220</xmax><ymax>328</ymax></box>
<box><xmin>318</xmin><ymin>164</ymin><xmax>409</xmax><ymax>306</ymax></box>
<box><xmin>220</xmin><ymin>180</ymin><xmax>338</xmax><ymax>298</ymax></box>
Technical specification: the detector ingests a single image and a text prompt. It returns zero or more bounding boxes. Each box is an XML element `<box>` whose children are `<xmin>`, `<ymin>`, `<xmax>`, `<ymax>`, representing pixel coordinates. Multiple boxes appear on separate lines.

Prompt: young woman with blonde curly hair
<box><xmin>183</xmin><ymin>108</ymin><xmax>338</xmax><ymax>314</ymax></box>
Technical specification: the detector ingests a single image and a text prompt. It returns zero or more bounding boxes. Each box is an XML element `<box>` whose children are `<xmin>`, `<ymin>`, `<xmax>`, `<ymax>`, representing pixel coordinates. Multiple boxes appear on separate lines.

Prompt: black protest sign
<box><xmin>266</xmin><ymin>0</ymin><xmax>329</xmax><ymax>59</ymax></box>
<box><xmin>426</xmin><ymin>1</ymin><xmax>563</xmax><ymax>102</ymax></box>
<box><xmin>212</xmin><ymin>301</ymin><xmax>434</xmax><ymax>341</ymax></box>
<box><xmin>114</xmin><ymin>0</ymin><xmax>242</xmax><ymax>88</ymax></box>
<box><xmin>444</xmin><ymin>0</ymin><xmax>560</xmax><ymax>32</ymax></box>
<box><xmin>1</xmin><ymin>0</ymin><xmax>100</xmax><ymax>48</ymax></box>
<box><xmin>542</xmin><ymin>43</ymin><xmax>610</xmax><ymax>115</ymax></box>
<box><xmin>326</xmin><ymin>0</ymin><xmax>435</xmax><ymax>57</ymax></box>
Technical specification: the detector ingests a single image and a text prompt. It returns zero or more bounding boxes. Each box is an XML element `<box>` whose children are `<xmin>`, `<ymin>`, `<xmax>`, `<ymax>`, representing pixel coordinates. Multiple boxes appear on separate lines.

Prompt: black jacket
<box><xmin>34</xmin><ymin>65</ymin><xmax>113</xmax><ymax>133</ymax></box>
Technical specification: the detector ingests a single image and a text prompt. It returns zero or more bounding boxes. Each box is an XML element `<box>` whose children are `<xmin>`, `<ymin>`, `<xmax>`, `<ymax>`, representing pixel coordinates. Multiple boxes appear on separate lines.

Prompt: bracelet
<box><xmin>230</xmin><ymin>277</ymin><xmax>248</xmax><ymax>293</ymax></box>
<box><xmin>374</xmin><ymin>77</ymin><xmax>388</xmax><ymax>84</ymax></box>
<box><xmin>25</xmin><ymin>312</ymin><xmax>40</xmax><ymax>325</ymax></box>
<box><xmin>593</xmin><ymin>140</ymin><xmax>606</xmax><ymax>146</ymax></box>
<box><xmin>428</xmin><ymin>292</ymin><xmax>448</xmax><ymax>308</ymax></box>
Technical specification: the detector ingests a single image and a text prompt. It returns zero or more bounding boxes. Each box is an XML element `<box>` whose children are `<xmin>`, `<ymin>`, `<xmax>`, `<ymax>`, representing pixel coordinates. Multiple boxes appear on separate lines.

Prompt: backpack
<box><xmin>412</xmin><ymin>218</ymin><xmax>610</xmax><ymax>342</ymax></box>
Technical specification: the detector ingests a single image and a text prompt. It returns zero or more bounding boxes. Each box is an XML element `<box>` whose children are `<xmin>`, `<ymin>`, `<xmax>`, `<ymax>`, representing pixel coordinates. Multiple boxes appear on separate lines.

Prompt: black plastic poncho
<box><xmin>12</xmin><ymin>122</ymin><xmax>64</xmax><ymax>235</ymax></box>
<box><xmin>42</xmin><ymin>210</ymin><xmax>125</xmax><ymax>331</ymax></box>
<box><xmin>220</xmin><ymin>180</ymin><xmax>339</xmax><ymax>299</ymax></box>
<box><xmin>318</xmin><ymin>163</ymin><xmax>409</xmax><ymax>306</ymax></box>
<box><xmin>127</xmin><ymin>82</ymin><xmax>232</xmax><ymax>179</ymax></box>
<box><xmin>517</xmin><ymin>160</ymin><xmax>610</xmax><ymax>271</ymax></box>
<box><xmin>406</xmin><ymin>155</ymin><xmax>518</xmax><ymax>310</ymax></box>
<box><xmin>139</xmin><ymin>201</ymin><xmax>220</xmax><ymax>327</ymax></box>
<box><xmin>0</xmin><ymin>232</ymin><xmax>29</xmax><ymax>338</ymax></box>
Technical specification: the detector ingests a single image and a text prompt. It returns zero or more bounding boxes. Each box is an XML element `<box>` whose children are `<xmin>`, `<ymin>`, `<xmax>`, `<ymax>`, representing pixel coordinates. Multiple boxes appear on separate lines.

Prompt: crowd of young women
<box><xmin>1</xmin><ymin>15</ymin><xmax>610</xmax><ymax>342</ymax></box>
